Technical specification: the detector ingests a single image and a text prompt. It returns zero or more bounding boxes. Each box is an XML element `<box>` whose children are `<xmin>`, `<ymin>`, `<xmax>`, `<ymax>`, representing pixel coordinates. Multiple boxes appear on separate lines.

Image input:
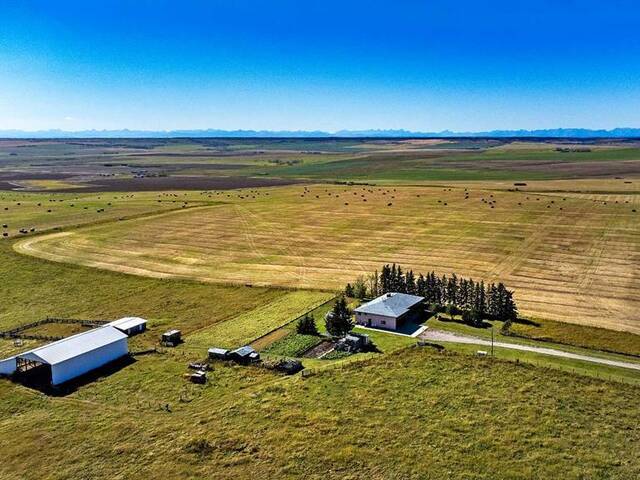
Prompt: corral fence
<box><xmin>0</xmin><ymin>317</ymin><xmax>110</xmax><ymax>341</ymax></box>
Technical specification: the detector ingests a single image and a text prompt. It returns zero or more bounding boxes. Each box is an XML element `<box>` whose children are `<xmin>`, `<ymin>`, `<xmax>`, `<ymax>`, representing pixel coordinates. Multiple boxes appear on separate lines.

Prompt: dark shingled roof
<box><xmin>354</xmin><ymin>293</ymin><xmax>424</xmax><ymax>318</ymax></box>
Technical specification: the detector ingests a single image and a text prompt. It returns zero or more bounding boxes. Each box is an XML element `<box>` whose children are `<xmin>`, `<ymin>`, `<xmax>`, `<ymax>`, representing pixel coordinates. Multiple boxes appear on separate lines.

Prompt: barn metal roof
<box><xmin>354</xmin><ymin>293</ymin><xmax>424</xmax><ymax>318</ymax></box>
<box><xmin>208</xmin><ymin>347</ymin><xmax>229</xmax><ymax>355</ymax></box>
<box><xmin>231</xmin><ymin>346</ymin><xmax>256</xmax><ymax>357</ymax></box>
<box><xmin>19</xmin><ymin>326</ymin><xmax>128</xmax><ymax>366</ymax></box>
<box><xmin>108</xmin><ymin>316</ymin><xmax>147</xmax><ymax>331</ymax></box>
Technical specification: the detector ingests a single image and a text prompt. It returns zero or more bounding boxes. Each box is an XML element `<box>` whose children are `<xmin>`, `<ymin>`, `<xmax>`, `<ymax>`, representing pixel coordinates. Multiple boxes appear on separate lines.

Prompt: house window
<box><xmin>381</xmin><ymin>320</ymin><xmax>386</xmax><ymax>325</ymax></box>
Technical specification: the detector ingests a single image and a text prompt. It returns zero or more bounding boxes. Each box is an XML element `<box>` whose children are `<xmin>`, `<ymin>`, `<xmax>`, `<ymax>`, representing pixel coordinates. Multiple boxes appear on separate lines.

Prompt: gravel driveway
<box><xmin>421</xmin><ymin>329</ymin><xmax>640</xmax><ymax>372</ymax></box>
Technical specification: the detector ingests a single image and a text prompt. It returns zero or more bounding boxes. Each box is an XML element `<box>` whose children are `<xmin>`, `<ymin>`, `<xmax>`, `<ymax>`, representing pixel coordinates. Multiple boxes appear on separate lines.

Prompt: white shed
<box><xmin>108</xmin><ymin>316</ymin><xmax>147</xmax><ymax>336</ymax></box>
<box><xmin>0</xmin><ymin>326</ymin><xmax>129</xmax><ymax>386</ymax></box>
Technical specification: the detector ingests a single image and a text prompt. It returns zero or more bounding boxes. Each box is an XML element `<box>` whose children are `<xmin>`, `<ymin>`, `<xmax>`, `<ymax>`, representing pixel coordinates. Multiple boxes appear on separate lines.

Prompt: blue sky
<box><xmin>1</xmin><ymin>0</ymin><xmax>639</xmax><ymax>131</ymax></box>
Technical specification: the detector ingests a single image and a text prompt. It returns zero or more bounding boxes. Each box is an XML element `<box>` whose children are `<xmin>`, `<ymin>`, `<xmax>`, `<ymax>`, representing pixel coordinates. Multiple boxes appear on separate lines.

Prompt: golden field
<box><xmin>13</xmin><ymin>181</ymin><xmax>640</xmax><ymax>333</ymax></box>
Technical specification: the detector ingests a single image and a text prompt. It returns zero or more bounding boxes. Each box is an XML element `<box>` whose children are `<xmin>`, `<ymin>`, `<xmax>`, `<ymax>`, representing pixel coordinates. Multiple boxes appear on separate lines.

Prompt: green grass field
<box><xmin>1</xmin><ymin>346</ymin><xmax>639</xmax><ymax>479</ymax></box>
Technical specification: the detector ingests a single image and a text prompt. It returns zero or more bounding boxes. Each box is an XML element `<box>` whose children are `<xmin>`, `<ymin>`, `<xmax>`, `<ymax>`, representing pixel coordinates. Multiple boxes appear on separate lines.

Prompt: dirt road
<box><xmin>420</xmin><ymin>329</ymin><xmax>640</xmax><ymax>372</ymax></box>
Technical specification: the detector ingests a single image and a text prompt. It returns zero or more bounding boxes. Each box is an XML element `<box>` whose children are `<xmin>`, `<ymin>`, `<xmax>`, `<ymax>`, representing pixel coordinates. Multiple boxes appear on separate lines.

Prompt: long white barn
<box><xmin>0</xmin><ymin>325</ymin><xmax>129</xmax><ymax>386</ymax></box>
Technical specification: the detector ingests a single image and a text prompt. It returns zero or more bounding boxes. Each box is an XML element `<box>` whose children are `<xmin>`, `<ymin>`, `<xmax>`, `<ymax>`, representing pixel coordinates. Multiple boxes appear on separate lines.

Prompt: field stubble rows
<box><xmin>14</xmin><ymin>184</ymin><xmax>640</xmax><ymax>332</ymax></box>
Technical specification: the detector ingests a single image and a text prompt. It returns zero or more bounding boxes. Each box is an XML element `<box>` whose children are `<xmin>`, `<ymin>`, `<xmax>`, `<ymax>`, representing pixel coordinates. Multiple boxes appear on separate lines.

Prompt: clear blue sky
<box><xmin>1</xmin><ymin>0</ymin><xmax>639</xmax><ymax>132</ymax></box>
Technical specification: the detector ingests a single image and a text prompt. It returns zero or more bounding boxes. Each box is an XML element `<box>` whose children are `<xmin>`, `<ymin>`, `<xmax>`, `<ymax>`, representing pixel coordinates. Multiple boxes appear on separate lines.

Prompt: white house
<box><xmin>354</xmin><ymin>292</ymin><xmax>425</xmax><ymax>331</ymax></box>
<box><xmin>0</xmin><ymin>325</ymin><xmax>129</xmax><ymax>386</ymax></box>
<box><xmin>108</xmin><ymin>316</ymin><xmax>147</xmax><ymax>336</ymax></box>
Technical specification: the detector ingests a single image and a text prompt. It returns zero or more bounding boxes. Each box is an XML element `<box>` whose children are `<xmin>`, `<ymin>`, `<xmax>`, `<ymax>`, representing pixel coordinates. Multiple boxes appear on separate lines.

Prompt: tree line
<box><xmin>345</xmin><ymin>264</ymin><xmax>518</xmax><ymax>325</ymax></box>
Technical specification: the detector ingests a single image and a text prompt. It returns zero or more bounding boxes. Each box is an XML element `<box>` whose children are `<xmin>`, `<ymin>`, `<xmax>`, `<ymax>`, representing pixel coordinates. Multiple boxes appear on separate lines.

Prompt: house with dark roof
<box><xmin>354</xmin><ymin>292</ymin><xmax>424</xmax><ymax>331</ymax></box>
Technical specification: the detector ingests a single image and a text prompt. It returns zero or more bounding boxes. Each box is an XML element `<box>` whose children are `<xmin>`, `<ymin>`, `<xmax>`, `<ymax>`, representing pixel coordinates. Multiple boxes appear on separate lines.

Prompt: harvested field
<box><xmin>15</xmin><ymin>182</ymin><xmax>640</xmax><ymax>332</ymax></box>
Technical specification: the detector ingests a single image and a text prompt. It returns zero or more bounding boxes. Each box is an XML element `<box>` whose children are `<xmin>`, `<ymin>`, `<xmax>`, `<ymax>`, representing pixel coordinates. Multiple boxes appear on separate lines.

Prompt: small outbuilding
<box><xmin>161</xmin><ymin>330</ymin><xmax>182</xmax><ymax>346</ymax></box>
<box><xmin>229</xmin><ymin>346</ymin><xmax>260</xmax><ymax>364</ymax></box>
<box><xmin>208</xmin><ymin>347</ymin><xmax>230</xmax><ymax>361</ymax></box>
<box><xmin>354</xmin><ymin>292</ymin><xmax>425</xmax><ymax>331</ymax></box>
<box><xmin>336</xmin><ymin>333</ymin><xmax>370</xmax><ymax>353</ymax></box>
<box><xmin>190</xmin><ymin>371</ymin><xmax>207</xmax><ymax>384</ymax></box>
<box><xmin>108</xmin><ymin>316</ymin><xmax>147</xmax><ymax>336</ymax></box>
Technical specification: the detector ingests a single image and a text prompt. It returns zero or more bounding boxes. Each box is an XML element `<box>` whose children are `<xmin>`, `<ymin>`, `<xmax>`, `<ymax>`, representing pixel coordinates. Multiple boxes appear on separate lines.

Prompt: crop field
<box><xmin>3</xmin><ymin>139</ymin><xmax>640</xmax><ymax>190</ymax></box>
<box><xmin>15</xmin><ymin>182</ymin><xmax>640</xmax><ymax>332</ymax></box>
<box><xmin>0</xmin><ymin>190</ymin><xmax>188</xmax><ymax>238</ymax></box>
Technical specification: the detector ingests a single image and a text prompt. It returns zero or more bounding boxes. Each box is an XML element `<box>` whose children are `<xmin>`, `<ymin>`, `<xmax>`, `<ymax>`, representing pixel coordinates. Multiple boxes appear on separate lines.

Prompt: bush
<box><xmin>185</xmin><ymin>439</ymin><xmax>213</xmax><ymax>458</ymax></box>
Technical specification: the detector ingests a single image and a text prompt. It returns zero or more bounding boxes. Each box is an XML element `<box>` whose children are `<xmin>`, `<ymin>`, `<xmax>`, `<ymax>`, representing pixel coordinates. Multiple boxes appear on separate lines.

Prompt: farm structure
<box><xmin>336</xmin><ymin>333</ymin><xmax>371</xmax><ymax>353</ymax></box>
<box><xmin>208</xmin><ymin>347</ymin><xmax>229</xmax><ymax>361</ymax></box>
<box><xmin>354</xmin><ymin>293</ymin><xmax>425</xmax><ymax>331</ymax></box>
<box><xmin>108</xmin><ymin>316</ymin><xmax>147</xmax><ymax>336</ymax></box>
<box><xmin>229</xmin><ymin>346</ymin><xmax>260</xmax><ymax>364</ymax></box>
<box><xmin>0</xmin><ymin>325</ymin><xmax>128</xmax><ymax>386</ymax></box>
<box><xmin>161</xmin><ymin>330</ymin><xmax>181</xmax><ymax>346</ymax></box>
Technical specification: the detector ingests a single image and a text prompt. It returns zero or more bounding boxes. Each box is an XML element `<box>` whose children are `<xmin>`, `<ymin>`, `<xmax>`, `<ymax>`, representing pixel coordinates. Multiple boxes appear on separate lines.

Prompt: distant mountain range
<box><xmin>1</xmin><ymin>128</ymin><xmax>640</xmax><ymax>139</ymax></box>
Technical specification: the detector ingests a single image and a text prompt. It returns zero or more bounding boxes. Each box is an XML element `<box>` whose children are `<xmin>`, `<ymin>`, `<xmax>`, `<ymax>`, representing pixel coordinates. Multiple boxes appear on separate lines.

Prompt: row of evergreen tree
<box><xmin>345</xmin><ymin>264</ymin><xmax>518</xmax><ymax>322</ymax></box>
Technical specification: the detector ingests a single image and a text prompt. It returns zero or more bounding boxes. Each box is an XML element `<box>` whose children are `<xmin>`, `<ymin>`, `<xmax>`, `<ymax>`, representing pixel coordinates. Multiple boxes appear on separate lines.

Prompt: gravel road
<box><xmin>420</xmin><ymin>329</ymin><xmax>640</xmax><ymax>372</ymax></box>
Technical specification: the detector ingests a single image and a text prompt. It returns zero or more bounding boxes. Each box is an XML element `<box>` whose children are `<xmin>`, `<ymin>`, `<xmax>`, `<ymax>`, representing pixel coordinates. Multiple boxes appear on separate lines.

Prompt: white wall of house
<box><xmin>355</xmin><ymin>311</ymin><xmax>398</xmax><ymax>330</ymax></box>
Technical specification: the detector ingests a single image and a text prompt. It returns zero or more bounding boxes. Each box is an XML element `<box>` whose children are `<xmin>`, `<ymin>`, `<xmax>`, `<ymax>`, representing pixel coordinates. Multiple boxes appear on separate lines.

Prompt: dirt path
<box><xmin>420</xmin><ymin>329</ymin><xmax>640</xmax><ymax>372</ymax></box>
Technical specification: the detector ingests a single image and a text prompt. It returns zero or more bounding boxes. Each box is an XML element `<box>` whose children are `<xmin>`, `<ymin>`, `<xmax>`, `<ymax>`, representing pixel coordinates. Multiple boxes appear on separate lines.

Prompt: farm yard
<box><xmin>1</xmin><ymin>138</ymin><xmax>640</xmax><ymax>479</ymax></box>
<box><xmin>13</xmin><ymin>181</ymin><xmax>640</xmax><ymax>333</ymax></box>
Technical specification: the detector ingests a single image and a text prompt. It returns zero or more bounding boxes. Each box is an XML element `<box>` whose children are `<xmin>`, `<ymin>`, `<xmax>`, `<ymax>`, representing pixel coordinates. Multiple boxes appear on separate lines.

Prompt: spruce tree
<box><xmin>344</xmin><ymin>283</ymin><xmax>354</xmax><ymax>297</ymax></box>
<box><xmin>416</xmin><ymin>274</ymin><xmax>426</xmax><ymax>297</ymax></box>
<box><xmin>406</xmin><ymin>270</ymin><xmax>416</xmax><ymax>294</ymax></box>
<box><xmin>353</xmin><ymin>275</ymin><xmax>367</xmax><ymax>299</ymax></box>
<box><xmin>296</xmin><ymin>314</ymin><xmax>319</xmax><ymax>335</ymax></box>
<box><xmin>325</xmin><ymin>296</ymin><xmax>354</xmax><ymax>336</ymax></box>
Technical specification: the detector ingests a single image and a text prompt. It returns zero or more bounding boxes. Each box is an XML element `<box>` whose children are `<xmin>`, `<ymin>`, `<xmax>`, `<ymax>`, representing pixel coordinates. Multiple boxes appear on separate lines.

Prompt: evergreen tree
<box><xmin>486</xmin><ymin>283</ymin><xmax>499</xmax><ymax>318</ymax></box>
<box><xmin>446</xmin><ymin>273</ymin><xmax>458</xmax><ymax>306</ymax></box>
<box><xmin>396</xmin><ymin>265</ymin><xmax>406</xmax><ymax>293</ymax></box>
<box><xmin>458</xmin><ymin>278</ymin><xmax>470</xmax><ymax>310</ymax></box>
<box><xmin>353</xmin><ymin>275</ymin><xmax>368</xmax><ymax>299</ymax></box>
<box><xmin>390</xmin><ymin>264</ymin><xmax>398</xmax><ymax>292</ymax></box>
<box><xmin>380</xmin><ymin>264</ymin><xmax>391</xmax><ymax>294</ymax></box>
<box><xmin>473</xmin><ymin>281</ymin><xmax>486</xmax><ymax>318</ymax></box>
<box><xmin>296</xmin><ymin>314</ymin><xmax>319</xmax><ymax>336</ymax></box>
<box><xmin>367</xmin><ymin>271</ymin><xmax>380</xmax><ymax>297</ymax></box>
<box><xmin>325</xmin><ymin>296</ymin><xmax>354</xmax><ymax>336</ymax></box>
<box><xmin>406</xmin><ymin>270</ymin><xmax>416</xmax><ymax>294</ymax></box>
<box><xmin>416</xmin><ymin>274</ymin><xmax>426</xmax><ymax>297</ymax></box>
<box><xmin>344</xmin><ymin>283</ymin><xmax>354</xmax><ymax>297</ymax></box>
